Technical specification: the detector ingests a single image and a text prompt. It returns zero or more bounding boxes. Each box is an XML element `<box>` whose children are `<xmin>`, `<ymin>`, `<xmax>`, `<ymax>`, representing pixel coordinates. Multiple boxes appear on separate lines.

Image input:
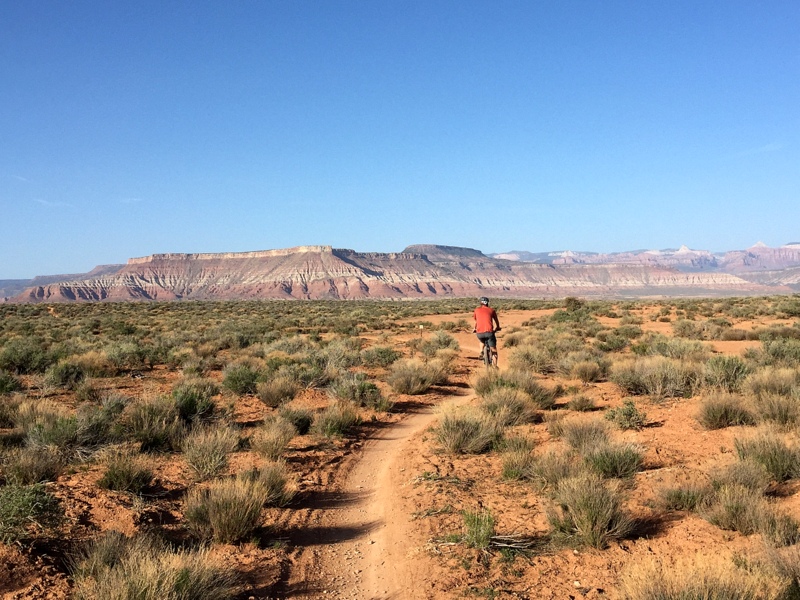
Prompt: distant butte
<box><xmin>5</xmin><ymin>242</ymin><xmax>800</xmax><ymax>302</ymax></box>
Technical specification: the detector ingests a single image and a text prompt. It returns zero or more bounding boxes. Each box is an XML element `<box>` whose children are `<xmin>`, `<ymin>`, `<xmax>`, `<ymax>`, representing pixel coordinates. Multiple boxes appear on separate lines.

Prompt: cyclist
<box><xmin>473</xmin><ymin>297</ymin><xmax>501</xmax><ymax>366</ymax></box>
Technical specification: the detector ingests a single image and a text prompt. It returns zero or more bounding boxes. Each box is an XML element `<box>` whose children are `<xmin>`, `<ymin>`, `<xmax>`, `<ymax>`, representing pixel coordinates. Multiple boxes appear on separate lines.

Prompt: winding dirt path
<box><xmin>280</xmin><ymin>393</ymin><xmax>472</xmax><ymax>600</ymax></box>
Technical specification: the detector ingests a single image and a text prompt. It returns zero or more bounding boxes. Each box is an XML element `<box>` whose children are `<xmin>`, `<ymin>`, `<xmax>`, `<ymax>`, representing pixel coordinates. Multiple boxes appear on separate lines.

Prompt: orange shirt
<box><xmin>473</xmin><ymin>305</ymin><xmax>499</xmax><ymax>333</ymax></box>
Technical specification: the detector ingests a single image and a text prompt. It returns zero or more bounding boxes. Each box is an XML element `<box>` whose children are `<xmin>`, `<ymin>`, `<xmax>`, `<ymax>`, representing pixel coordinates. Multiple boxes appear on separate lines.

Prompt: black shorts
<box><xmin>476</xmin><ymin>332</ymin><xmax>497</xmax><ymax>348</ymax></box>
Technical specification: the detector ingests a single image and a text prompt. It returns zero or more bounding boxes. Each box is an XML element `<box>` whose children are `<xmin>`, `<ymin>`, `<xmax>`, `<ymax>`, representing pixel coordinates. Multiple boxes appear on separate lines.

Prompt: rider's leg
<box><xmin>491</xmin><ymin>347</ymin><xmax>498</xmax><ymax>367</ymax></box>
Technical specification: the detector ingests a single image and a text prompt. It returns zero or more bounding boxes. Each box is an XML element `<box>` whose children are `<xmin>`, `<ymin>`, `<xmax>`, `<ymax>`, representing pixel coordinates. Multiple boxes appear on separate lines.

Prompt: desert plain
<box><xmin>2</xmin><ymin>296</ymin><xmax>800</xmax><ymax>599</ymax></box>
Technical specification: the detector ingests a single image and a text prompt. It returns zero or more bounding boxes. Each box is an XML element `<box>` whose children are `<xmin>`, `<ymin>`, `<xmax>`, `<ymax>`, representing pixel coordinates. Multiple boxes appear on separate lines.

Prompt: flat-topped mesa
<box><xmin>332</xmin><ymin>249</ymin><xmax>427</xmax><ymax>261</ymax></box>
<box><xmin>128</xmin><ymin>245</ymin><xmax>334</xmax><ymax>264</ymax></box>
<box><xmin>402</xmin><ymin>245</ymin><xmax>486</xmax><ymax>260</ymax></box>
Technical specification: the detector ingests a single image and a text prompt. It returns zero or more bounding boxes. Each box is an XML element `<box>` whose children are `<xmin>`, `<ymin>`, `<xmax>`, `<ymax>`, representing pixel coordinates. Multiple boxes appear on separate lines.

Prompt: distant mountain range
<box><xmin>4</xmin><ymin>242</ymin><xmax>800</xmax><ymax>303</ymax></box>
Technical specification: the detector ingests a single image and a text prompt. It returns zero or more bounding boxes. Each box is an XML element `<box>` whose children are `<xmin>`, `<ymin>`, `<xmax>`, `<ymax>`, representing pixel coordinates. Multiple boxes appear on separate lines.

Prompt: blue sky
<box><xmin>1</xmin><ymin>1</ymin><xmax>798</xmax><ymax>278</ymax></box>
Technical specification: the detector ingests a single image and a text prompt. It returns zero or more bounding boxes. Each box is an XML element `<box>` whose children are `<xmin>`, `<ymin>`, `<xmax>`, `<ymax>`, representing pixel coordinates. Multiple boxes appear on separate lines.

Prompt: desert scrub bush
<box><xmin>500</xmin><ymin>437</ymin><xmax>536</xmax><ymax>480</ymax></box>
<box><xmin>74</xmin><ymin>379</ymin><xmax>103</xmax><ymax>404</ymax></box>
<box><xmin>104</xmin><ymin>341</ymin><xmax>151</xmax><ymax>372</ymax></box>
<box><xmin>311</xmin><ymin>401</ymin><xmax>360</xmax><ymax>438</ymax></box>
<box><xmin>277</xmin><ymin>406</ymin><xmax>313</xmax><ymax>435</ymax></box>
<box><xmin>610</xmin><ymin>357</ymin><xmax>700</xmax><ymax>399</ymax></box>
<box><xmin>420</xmin><ymin>331</ymin><xmax>459</xmax><ymax>358</ymax></box>
<box><xmin>70</xmin><ymin>350</ymin><xmax>117</xmax><ymax>377</ymax></box>
<box><xmin>753</xmin><ymin>393</ymin><xmax>800</xmax><ymax>427</ymax></box>
<box><xmin>710</xmin><ymin>460</ymin><xmax>772</xmax><ymax>494</ymax></box>
<box><xmin>387</xmin><ymin>359</ymin><xmax>443</xmax><ymax>395</ymax></box>
<box><xmin>479</xmin><ymin>388</ymin><xmax>537</xmax><ymax>427</ymax></box>
<box><xmin>124</xmin><ymin>397</ymin><xmax>185</xmax><ymax>453</ymax></box>
<box><xmin>605</xmin><ymin>399</ymin><xmax>647</xmax><ymax>430</ymax></box>
<box><xmin>0</xmin><ymin>369</ymin><xmax>23</xmax><ymax>394</ymax></box>
<box><xmin>1</xmin><ymin>444</ymin><xmax>64</xmax><ymax>484</ymax></box>
<box><xmin>0</xmin><ymin>337</ymin><xmax>54</xmax><ymax>374</ymax></box>
<box><xmin>250</xmin><ymin>417</ymin><xmax>296</xmax><ymax>460</ymax></box>
<box><xmin>98</xmin><ymin>449</ymin><xmax>154</xmax><ymax>494</ymax></box>
<box><xmin>561</xmin><ymin>418</ymin><xmax>610</xmax><ymax>454</ymax></box>
<box><xmin>328</xmin><ymin>372</ymin><xmax>383</xmax><ymax>407</ymax></box>
<box><xmin>222</xmin><ymin>361</ymin><xmax>261</xmax><ymax>395</ymax></box>
<box><xmin>696</xmin><ymin>393</ymin><xmax>756</xmax><ymax>430</ymax></box>
<box><xmin>657</xmin><ymin>482</ymin><xmax>710</xmax><ymax>511</ymax></box>
<box><xmin>256</xmin><ymin>375</ymin><xmax>299</xmax><ymax>408</ymax></box>
<box><xmin>567</xmin><ymin>394</ymin><xmax>595</xmax><ymax>412</ymax></box>
<box><xmin>548</xmin><ymin>473</ymin><xmax>633</xmax><ymax>548</ymax></box>
<box><xmin>70</xmin><ymin>532</ymin><xmax>239</xmax><ymax>600</ymax></box>
<box><xmin>503</xmin><ymin>369</ymin><xmax>558</xmax><ymax>409</ymax></box>
<box><xmin>617</xmin><ymin>555</ymin><xmax>786</xmax><ymax>600</ymax></box>
<box><xmin>583</xmin><ymin>443</ymin><xmax>643</xmax><ymax>479</ymax></box>
<box><xmin>570</xmin><ymin>359</ymin><xmax>605</xmax><ymax>383</ymax></box>
<box><xmin>761</xmin><ymin>338</ymin><xmax>800</xmax><ymax>367</ymax></box>
<box><xmin>703</xmin><ymin>355</ymin><xmax>750</xmax><ymax>392</ymax></box>
<box><xmin>44</xmin><ymin>360</ymin><xmax>86</xmax><ymax>390</ymax></box>
<box><xmin>182</xmin><ymin>424</ymin><xmax>240</xmax><ymax>481</ymax></box>
<box><xmin>434</xmin><ymin>411</ymin><xmax>503</xmax><ymax>454</ymax></box>
<box><xmin>361</xmin><ymin>345</ymin><xmax>401</xmax><ymax>368</ymax></box>
<box><xmin>171</xmin><ymin>378</ymin><xmax>219</xmax><ymax>423</ymax></box>
<box><xmin>699</xmin><ymin>483</ymin><xmax>765</xmax><ymax>535</ymax></box>
<box><xmin>745</xmin><ymin>367</ymin><xmax>800</xmax><ymax>398</ymax></box>
<box><xmin>0</xmin><ymin>483</ymin><xmax>62</xmax><ymax>542</ymax></box>
<box><xmin>184</xmin><ymin>464</ymin><xmax>294</xmax><ymax>543</ymax></box>
<box><xmin>530</xmin><ymin>450</ymin><xmax>584</xmax><ymax>491</ymax></box>
<box><xmin>462</xmin><ymin>508</ymin><xmax>495</xmax><ymax>549</ymax></box>
<box><xmin>631</xmin><ymin>334</ymin><xmax>708</xmax><ymax>361</ymax></box>
<box><xmin>509</xmin><ymin>345</ymin><xmax>556</xmax><ymax>374</ymax></box>
<box><xmin>734</xmin><ymin>431</ymin><xmax>799</xmax><ymax>482</ymax></box>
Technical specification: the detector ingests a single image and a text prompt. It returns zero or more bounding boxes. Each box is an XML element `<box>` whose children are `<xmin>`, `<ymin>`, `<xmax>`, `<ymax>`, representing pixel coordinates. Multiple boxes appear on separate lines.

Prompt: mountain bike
<box><xmin>476</xmin><ymin>328</ymin><xmax>501</xmax><ymax>368</ymax></box>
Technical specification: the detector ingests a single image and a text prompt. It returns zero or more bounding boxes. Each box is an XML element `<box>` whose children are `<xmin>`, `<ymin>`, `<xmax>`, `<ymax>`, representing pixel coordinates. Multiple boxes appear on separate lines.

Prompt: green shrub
<box><xmin>98</xmin><ymin>450</ymin><xmax>154</xmax><ymax>494</ymax></box>
<box><xmin>704</xmin><ymin>355</ymin><xmax>750</xmax><ymax>392</ymax></box>
<box><xmin>222</xmin><ymin>362</ymin><xmax>260</xmax><ymax>395</ymax></box>
<box><xmin>311</xmin><ymin>401</ymin><xmax>360</xmax><ymax>438</ymax></box>
<box><xmin>434</xmin><ymin>411</ymin><xmax>503</xmax><ymax>454</ymax></box>
<box><xmin>0</xmin><ymin>370</ymin><xmax>23</xmax><ymax>394</ymax></box>
<box><xmin>277</xmin><ymin>406</ymin><xmax>313</xmax><ymax>435</ymax></box>
<box><xmin>124</xmin><ymin>397</ymin><xmax>185</xmax><ymax>453</ymax></box>
<box><xmin>420</xmin><ymin>331</ymin><xmax>459</xmax><ymax>358</ymax></box>
<box><xmin>328</xmin><ymin>372</ymin><xmax>383</xmax><ymax>407</ymax></box>
<box><xmin>70</xmin><ymin>532</ymin><xmax>238</xmax><ymax>600</ymax></box>
<box><xmin>508</xmin><ymin>345</ymin><xmax>555</xmax><ymax>374</ymax></box>
<box><xmin>610</xmin><ymin>357</ymin><xmax>700</xmax><ymax>399</ymax></box>
<box><xmin>387</xmin><ymin>359</ymin><xmax>442</xmax><ymax>395</ymax></box>
<box><xmin>530</xmin><ymin>450</ymin><xmax>583</xmax><ymax>491</ymax></box>
<box><xmin>250</xmin><ymin>417</ymin><xmax>296</xmax><ymax>460</ymax></box>
<box><xmin>361</xmin><ymin>346</ymin><xmax>401</xmax><ymax>368</ymax></box>
<box><xmin>548</xmin><ymin>473</ymin><xmax>633</xmax><ymax>548</ymax></box>
<box><xmin>256</xmin><ymin>376</ymin><xmax>299</xmax><ymax>408</ymax></box>
<box><xmin>710</xmin><ymin>460</ymin><xmax>771</xmax><ymax>494</ymax></box>
<box><xmin>0</xmin><ymin>483</ymin><xmax>61</xmax><ymax>542</ymax></box>
<box><xmin>657</xmin><ymin>483</ymin><xmax>710</xmax><ymax>511</ymax></box>
<box><xmin>75</xmin><ymin>379</ymin><xmax>103</xmax><ymax>403</ymax></box>
<box><xmin>583</xmin><ymin>443</ymin><xmax>643</xmax><ymax>479</ymax></box>
<box><xmin>45</xmin><ymin>360</ymin><xmax>86</xmax><ymax>390</ymax></box>
<box><xmin>172</xmin><ymin>378</ymin><xmax>218</xmax><ymax>423</ymax></box>
<box><xmin>753</xmin><ymin>393</ymin><xmax>800</xmax><ymax>427</ymax></box>
<box><xmin>0</xmin><ymin>337</ymin><xmax>53</xmax><ymax>374</ymax></box>
<box><xmin>462</xmin><ymin>508</ymin><xmax>495</xmax><ymax>549</ymax></box>
<box><xmin>700</xmin><ymin>483</ymin><xmax>762</xmax><ymax>535</ymax></box>
<box><xmin>696</xmin><ymin>393</ymin><xmax>756</xmax><ymax>430</ymax></box>
<box><xmin>745</xmin><ymin>367</ymin><xmax>799</xmax><ymax>398</ymax></box>
<box><xmin>605</xmin><ymin>400</ymin><xmax>647</xmax><ymax>430</ymax></box>
<box><xmin>183</xmin><ymin>424</ymin><xmax>239</xmax><ymax>481</ymax></box>
<box><xmin>734</xmin><ymin>431</ymin><xmax>799</xmax><ymax>482</ymax></box>
<box><xmin>567</xmin><ymin>395</ymin><xmax>595</xmax><ymax>412</ymax></box>
<box><xmin>500</xmin><ymin>437</ymin><xmax>536</xmax><ymax>480</ymax></box>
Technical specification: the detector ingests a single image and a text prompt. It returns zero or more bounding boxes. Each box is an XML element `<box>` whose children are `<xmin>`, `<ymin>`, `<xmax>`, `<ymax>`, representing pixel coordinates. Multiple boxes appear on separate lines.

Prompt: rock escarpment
<box><xmin>11</xmin><ymin>245</ymin><xmax>780</xmax><ymax>302</ymax></box>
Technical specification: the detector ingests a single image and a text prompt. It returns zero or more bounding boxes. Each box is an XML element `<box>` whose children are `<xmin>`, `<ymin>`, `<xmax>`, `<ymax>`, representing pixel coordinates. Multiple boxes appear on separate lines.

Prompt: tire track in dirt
<box><xmin>277</xmin><ymin>392</ymin><xmax>474</xmax><ymax>600</ymax></box>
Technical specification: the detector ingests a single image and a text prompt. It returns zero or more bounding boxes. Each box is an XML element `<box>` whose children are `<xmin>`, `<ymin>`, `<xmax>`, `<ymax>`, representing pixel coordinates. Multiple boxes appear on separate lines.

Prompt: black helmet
<box><xmin>480</xmin><ymin>297</ymin><xmax>489</xmax><ymax>305</ymax></box>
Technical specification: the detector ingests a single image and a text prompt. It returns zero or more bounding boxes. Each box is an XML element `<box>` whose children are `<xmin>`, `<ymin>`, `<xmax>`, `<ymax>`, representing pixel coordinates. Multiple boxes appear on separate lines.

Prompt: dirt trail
<box><xmin>281</xmin><ymin>392</ymin><xmax>472</xmax><ymax>600</ymax></box>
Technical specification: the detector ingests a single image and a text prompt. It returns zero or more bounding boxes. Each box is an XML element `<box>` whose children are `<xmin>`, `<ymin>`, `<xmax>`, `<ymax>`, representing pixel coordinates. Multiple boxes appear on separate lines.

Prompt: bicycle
<box><xmin>476</xmin><ymin>327</ymin><xmax>501</xmax><ymax>368</ymax></box>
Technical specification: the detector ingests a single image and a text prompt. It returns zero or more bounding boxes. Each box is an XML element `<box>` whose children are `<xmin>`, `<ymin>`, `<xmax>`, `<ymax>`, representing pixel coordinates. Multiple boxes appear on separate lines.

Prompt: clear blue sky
<box><xmin>1</xmin><ymin>1</ymin><xmax>798</xmax><ymax>278</ymax></box>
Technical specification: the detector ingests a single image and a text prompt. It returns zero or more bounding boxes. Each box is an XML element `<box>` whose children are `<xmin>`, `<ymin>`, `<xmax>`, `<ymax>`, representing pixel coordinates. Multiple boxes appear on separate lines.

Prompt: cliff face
<box><xmin>11</xmin><ymin>245</ymin><xmax>779</xmax><ymax>303</ymax></box>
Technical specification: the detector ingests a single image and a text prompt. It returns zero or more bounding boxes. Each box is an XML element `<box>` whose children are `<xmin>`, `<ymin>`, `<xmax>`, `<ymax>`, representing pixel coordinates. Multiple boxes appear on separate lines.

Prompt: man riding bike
<box><xmin>473</xmin><ymin>297</ymin><xmax>501</xmax><ymax>367</ymax></box>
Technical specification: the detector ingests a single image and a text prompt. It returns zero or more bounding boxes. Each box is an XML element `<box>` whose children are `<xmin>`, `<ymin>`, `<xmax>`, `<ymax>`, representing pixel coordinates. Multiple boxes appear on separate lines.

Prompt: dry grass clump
<box><xmin>508</xmin><ymin>345</ymin><xmax>556</xmax><ymax>374</ymax></box>
<box><xmin>387</xmin><ymin>359</ymin><xmax>447</xmax><ymax>395</ymax></box>
<box><xmin>752</xmin><ymin>393</ymin><xmax>800</xmax><ymax>427</ymax></box>
<box><xmin>171</xmin><ymin>377</ymin><xmax>218</xmax><ymax>423</ymax></box>
<box><xmin>124</xmin><ymin>396</ymin><xmax>186</xmax><ymax>453</ymax></box>
<box><xmin>548</xmin><ymin>473</ymin><xmax>634</xmax><ymax>548</ymax></box>
<box><xmin>500</xmin><ymin>436</ymin><xmax>536</xmax><ymax>480</ymax></box>
<box><xmin>184</xmin><ymin>464</ymin><xmax>294</xmax><ymax>543</ymax></box>
<box><xmin>0</xmin><ymin>483</ymin><xmax>62</xmax><ymax>543</ymax></box>
<box><xmin>1</xmin><ymin>445</ymin><xmax>63</xmax><ymax>484</ymax></box>
<box><xmin>617</xmin><ymin>555</ymin><xmax>786</xmax><ymax>600</ymax></box>
<box><xmin>250</xmin><ymin>416</ymin><xmax>296</xmax><ymax>460</ymax></box>
<box><xmin>734</xmin><ymin>430</ymin><xmax>800</xmax><ymax>482</ymax></box>
<box><xmin>696</xmin><ymin>392</ymin><xmax>756</xmax><ymax>430</ymax></box>
<box><xmin>98</xmin><ymin>449</ymin><xmax>154</xmax><ymax>494</ymax></box>
<box><xmin>221</xmin><ymin>361</ymin><xmax>261</xmax><ymax>395</ymax></box>
<box><xmin>311</xmin><ymin>401</ymin><xmax>361</xmax><ymax>438</ymax></box>
<box><xmin>567</xmin><ymin>394</ymin><xmax>595</xmax><ymax>412</ymax></box>
<box><xmin>703</xmin><ymin>354</ymin><xmax>750</xmax><ymax>392</ymax></box>
<box><xmin>657</xmin><ymin>481</ymin><xmax>711</xmax><ymax>511</ymax></box>
<box><xmin>745</xmin><ymin>367</ymin><xmax>800</xmax><ymax>398</ymax></box>
<box><xmin>560</xmin><ymin>418</ymin><xmax>611</xmax><ymax>454</ymax></box>
<box><xmin>71</xmin><ymin>531</ymin><xmax>239</xmax><ymax>600</ymax></box>
<box><xmin>479</xmin><ymin>388</ymin><xmax>537</xmax><ymax>427</ymax></box>
<box><xmin>182</xmin><ymin>423</ymin><xmax>240</xmax><ymax>481</ymax></box>
<box><xmin>328</xmin><ymin>372</ymin><xmax>391</xmax><ymax>411</ymax></box>
<box><xmin>610</xmin><ymin>356</ymin><xmax>700</xmax><ymax>399</ymax></box>
<box><xmin>434</xmin><ymin>410</ymin><xmax>503</xmax><ymax>454</ymax></box>
<box><xmin>256</xmin><ymin>375</ymin><xmax>299</xmax><ymax>408</ymax></box>
<box><xmin>605</xmin><ymin>399</ymin><xmax>647</xmax><ymax>430</ymax></box>
<box><xmin>277</xmin><ymin>406</ymin><xmax>313</xmax><ymax>435</ymax></box>
<box><xmin>582</xmin><ymin>443</ymin><xmax>644</xmax><ymax>479</ymax></box>
<box><xmin>0</xmin><ymin>369</ymin><xmax>23</xmax><ymax>394</ymax></box>
<box><xmin>710</xmin><ymin>460</ymin><xmax>772</xmax><ymax>494</ymax></box>
<box><xmin>529</xmin><ymin>450</ymin><xmax>585</xmax><ymax>491</ymax></box>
